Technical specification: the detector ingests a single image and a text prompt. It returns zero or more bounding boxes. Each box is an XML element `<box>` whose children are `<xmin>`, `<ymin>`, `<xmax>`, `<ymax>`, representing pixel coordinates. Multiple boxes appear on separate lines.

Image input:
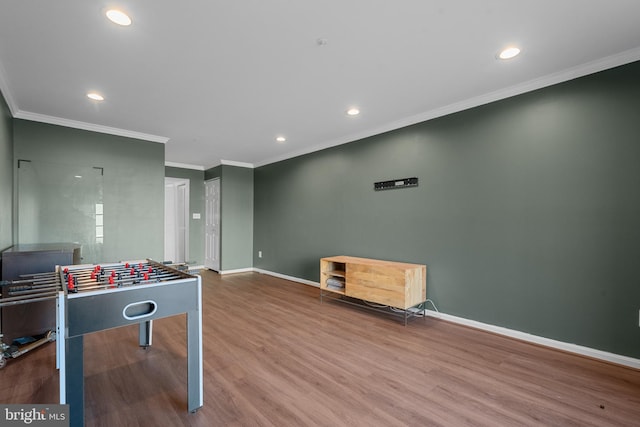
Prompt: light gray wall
<box><xmin>13</xmin><ymin>120</ymin><xmax>165</xmax><ymax>262</ymax></box>
<box><xmin>0</xmin><ymin>90</ymin><xmax>13</xmax><ymax>256</ymax></box>
<box><xmin>254</xmin><ymin>61</ymin><xmax>640</xmax><ymax>359</ymax></box>
<box><xmin>165</xmin><ymin>166</ymin><xmax>205</xmax><ymax>265</ymax></box>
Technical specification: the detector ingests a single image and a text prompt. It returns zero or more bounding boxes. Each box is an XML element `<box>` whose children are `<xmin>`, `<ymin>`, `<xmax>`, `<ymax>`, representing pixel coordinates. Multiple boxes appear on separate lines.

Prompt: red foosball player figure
<box><xmin>67</xmin><ymin>274</ymin><xmax>78</xmax><ymax>293</ymax></box>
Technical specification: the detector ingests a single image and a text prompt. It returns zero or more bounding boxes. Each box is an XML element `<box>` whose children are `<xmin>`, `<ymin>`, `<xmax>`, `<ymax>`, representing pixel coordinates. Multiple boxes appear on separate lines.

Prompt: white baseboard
<box><xmin>218</xmin><ymin>267</ymin><xmax>254</xmax><ymax>275</ymax></box>
<box><xmin>198</xmin><ymin>266</ymin><xmax>254</xmax><ymax>275</ymax></box>
<box><xmin>253</xmin><ymin>268</ymin><xmax>640</xmax><ymax>370</ymax></box>
<box><xmin>253</xmin><ymin>268</ymin><xmax>320</xmax><ymax>287</ymax></box>
<box><xmin>424</xmin><ymin>310</ymin><xmax>640</xmax><ymax>370</ymax></box>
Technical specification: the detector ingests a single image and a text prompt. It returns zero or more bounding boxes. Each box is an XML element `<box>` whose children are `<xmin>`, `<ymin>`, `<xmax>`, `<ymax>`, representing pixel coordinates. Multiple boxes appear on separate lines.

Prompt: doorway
<box><xmin>164</xmin><ymin>177</ymin><xmax>189</xmax><ymax>264</ymax></box>
<box><xmin>204</xmin><ymin>178</ymin><xmax>220</xmax><ymax>271</ymax></box>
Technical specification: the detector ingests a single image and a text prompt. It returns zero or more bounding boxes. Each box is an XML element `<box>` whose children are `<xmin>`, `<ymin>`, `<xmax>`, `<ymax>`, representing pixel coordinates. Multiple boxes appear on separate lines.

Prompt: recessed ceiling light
<box><xmin>87</xmin><ymin>92</ymin><xmax>104</xmax><ymax>101</ymax></box>
<box><xmin>106</xmin><ymin>9</ymin><xmax>132</xmax><ymax>26</ymax></box>
<box><xmin>498</xmin><ymin>46</ymin><xmax>521</xmax><ymax>60</ymax></box>
<box><xmin>276</xmin><ymin>136</ymin><xmax>286</xmax><ymax>143</ymax></box>
<box><xmin>346</xmin><ymin>107</ymin><xmax>360</xmax><ymax>116</ymax></box>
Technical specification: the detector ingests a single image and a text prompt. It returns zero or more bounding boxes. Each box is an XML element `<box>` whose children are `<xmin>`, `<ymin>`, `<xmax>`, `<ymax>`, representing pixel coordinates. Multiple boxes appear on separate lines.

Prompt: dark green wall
<box><xmin>204</xmin><ymin>164</ymin><xmax>253</xmax><ymax>271</ymax></box>
<box><xmin>204</xmin><ymin>165</ymin><xmax>221</xmax><ymax>181</ymax></box>
<box><xmin>165</xmin><ymin>166</ymin><xmax>205</xmax><ymax>265</ymax></box>
<box><xmin>254</xmin><ymin>61</ymin><xmax>640</xmax><ymax>359</ymax></box>
<box><xmin>13</xmin><ymin>120</ymin><xmax>165</xmax><ymax>262</ymax></box>
<box><xmin>220</xmin><ymin>165</ymin><xmax>253</xmax><ymax>270</ymax></box>
<box><xmin>0</xmin><ymin>90</ymin><xmax>13</xmax><ymax>254</ymax></box>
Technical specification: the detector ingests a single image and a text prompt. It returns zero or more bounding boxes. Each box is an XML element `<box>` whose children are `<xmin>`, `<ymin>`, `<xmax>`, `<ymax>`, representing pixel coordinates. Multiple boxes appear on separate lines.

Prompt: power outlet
<box><xmin>258</xmin><ymin>251</ymin><xmax>262</xmax><ymax>258</ymax></box>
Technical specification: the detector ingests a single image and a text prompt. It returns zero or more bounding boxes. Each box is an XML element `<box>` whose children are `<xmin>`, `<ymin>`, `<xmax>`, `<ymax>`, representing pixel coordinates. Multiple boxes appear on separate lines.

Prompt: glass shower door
<box><xmin>17</xmin><ymin>160</ymin><xmax>104</xmax><ymax>264</ymax></box>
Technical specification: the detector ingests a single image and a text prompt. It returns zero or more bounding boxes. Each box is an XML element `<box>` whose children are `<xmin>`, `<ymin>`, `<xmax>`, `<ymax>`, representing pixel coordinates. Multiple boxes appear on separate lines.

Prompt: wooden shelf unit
<box><xmin>320</xmin><ymin>258</ymin><xmax>347</xmax><ymax>295</ymax></box>
<box><xmin>320</xmin><ymin>256</ymin><xmax>427</xmax><ymax>317</ymax></box>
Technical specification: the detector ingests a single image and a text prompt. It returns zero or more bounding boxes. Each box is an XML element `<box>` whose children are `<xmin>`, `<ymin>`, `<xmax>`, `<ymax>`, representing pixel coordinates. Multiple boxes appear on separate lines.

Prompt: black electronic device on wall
<box><xmin>374</xmin><ymin>177</ymin><xmax>418</xmax><ymax>191</ymax></box>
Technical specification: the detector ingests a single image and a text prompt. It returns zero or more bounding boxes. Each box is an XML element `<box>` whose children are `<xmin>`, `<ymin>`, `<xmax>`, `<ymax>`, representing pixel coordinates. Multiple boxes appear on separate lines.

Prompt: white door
<box><xmin>205</xmin><ymin>178</ymin><xmax>220</xmax><ymax>271</ymax></box>
<box><xmin>165</xmin><ymin>178</ymin><xmax>189</xmax><ymax>263</ymax></box>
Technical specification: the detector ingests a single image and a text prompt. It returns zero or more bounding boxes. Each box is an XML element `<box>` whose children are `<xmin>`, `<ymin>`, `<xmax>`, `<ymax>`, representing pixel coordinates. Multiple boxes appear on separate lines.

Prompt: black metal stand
<box><xmin>320</xmin><ymin>290</ymin><xmax>426</xmax><ymax>326</ymax></box>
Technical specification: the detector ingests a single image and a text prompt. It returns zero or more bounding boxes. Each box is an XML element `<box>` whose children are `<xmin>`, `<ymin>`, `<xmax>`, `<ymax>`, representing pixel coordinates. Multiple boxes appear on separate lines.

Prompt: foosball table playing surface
<box><xmin>55</xmin><ymin>259</ymin><xmax>203</xmax><ymax>427</ymax></box>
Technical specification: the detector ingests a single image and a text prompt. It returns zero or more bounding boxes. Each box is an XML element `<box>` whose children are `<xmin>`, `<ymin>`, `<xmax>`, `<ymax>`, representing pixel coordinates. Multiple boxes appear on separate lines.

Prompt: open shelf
<box><xmin>322</xmin><ymin>269</ymin><xmax>345</xmax><ymax>278</ymax></box>
<box><xmin>320</xmin><ymin>260</ymin><xmax>346</xmax><ymax>295</ymax></box>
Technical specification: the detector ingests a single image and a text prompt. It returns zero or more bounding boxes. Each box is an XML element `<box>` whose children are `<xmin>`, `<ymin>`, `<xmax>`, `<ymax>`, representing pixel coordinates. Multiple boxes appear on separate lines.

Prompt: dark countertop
<box><xmin>2</xmin><ymin>243</ymin><xmax>81</xmax><ymax>255</ymax></box>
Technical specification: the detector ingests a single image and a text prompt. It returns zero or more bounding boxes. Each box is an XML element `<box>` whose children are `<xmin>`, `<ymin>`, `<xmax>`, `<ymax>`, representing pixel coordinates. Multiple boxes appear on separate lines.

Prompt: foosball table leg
<box><xmin>186</xmin><ymin>278</ymin><xmax>203</xmax><ymax>413</ymax></box>
<box><xmin>65</xmin><ymin>335</ymin><xmax>84</xmax><ymax>427</ymax></box>
<box><xmin>139</xmin><ymin>320</ymin><xmax>153</xmax><ymax>349</ymax></box>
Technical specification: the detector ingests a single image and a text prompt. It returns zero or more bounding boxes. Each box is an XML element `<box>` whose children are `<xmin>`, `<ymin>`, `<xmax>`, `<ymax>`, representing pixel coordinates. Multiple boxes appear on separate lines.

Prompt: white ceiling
<box><xmin>1</xmin><ymin>1</ymin><xmax>640</xmax><ymax>170</ymax></box>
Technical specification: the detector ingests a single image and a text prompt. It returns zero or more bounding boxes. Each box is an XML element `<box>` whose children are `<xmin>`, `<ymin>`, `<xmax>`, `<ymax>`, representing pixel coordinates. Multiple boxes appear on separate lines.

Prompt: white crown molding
<box><xmin>165</xmin><ymin>161</ymin><xmax>204</xmax><ymax>171</ymax></box>
<box><xmin>0</xmin><ymin>59</ymin><xmax>169</xmax><ymax>145</ymax></box>
<box><xmin>220</xmin><ymin>159</ymin><xmax>255</xmax><ymax>168</ymax></box>
<box><xmin>14</xmin><ymin>110</ymin><xmax>169</xmax><ymax>144</ymax></box>
<box><xmin>5</xmin><ymin>48</ymin><xmax>640</xmax><ymax>168</ymax></box>
<box><xmin>254</xmin><ymin>47</ymin><xmax>640</xmax><ymax>168</ymax></box>
<box><xmin>0</xmin><ymin>61</ymin><xmax>17</xmax><ymax>116</ymax></box>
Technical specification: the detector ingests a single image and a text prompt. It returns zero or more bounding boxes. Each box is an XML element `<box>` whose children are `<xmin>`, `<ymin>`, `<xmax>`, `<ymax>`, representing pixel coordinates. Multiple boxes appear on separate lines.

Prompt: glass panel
<box><xmin>17</xmin><ymin>161</ymin><xmax>104</xmax><ymax>264</ymax></box>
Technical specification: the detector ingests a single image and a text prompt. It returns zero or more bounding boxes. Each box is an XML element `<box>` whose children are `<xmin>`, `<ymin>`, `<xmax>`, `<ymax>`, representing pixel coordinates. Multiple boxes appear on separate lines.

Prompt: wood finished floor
<box><xmin>1</xmin><ymin>270</ymin><xmax>640</xmax><ymax>426</ymax></box>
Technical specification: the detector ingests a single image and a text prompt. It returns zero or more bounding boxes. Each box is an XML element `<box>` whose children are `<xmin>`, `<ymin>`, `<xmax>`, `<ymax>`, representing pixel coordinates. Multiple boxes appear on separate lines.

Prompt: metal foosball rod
<box><xmin>59</xmin><ymin>263</ymin><xmax>157</xmax><ymax>291</ymax></box>
<box><xmin>71</xmin><ymin>261</ymin><xmax>157</xmax><ymax>272</ymax></box>
<box><xmin>7</xmin><ymin>274</ymin><xmax>61</xmax><ymax>283</ymax></box>
<box><xmin>59</xmin><ymin>266</ymin><xmax>142</xmax><ymax>280</ymax></box>
<box><xmin>1</xmin><ymin>275</ymin><xmax>62</xmax><ymax>307</ymax></box>
<box><xmin>73</xmin><ymin>271</ymin><xmax>185</xmax><ymax>288</ymax></box>
<box><xmin>5</xmin><ymin>285</ymin><xmax>61</xmax><ymax>297</ymax></box>
<box><xmin>27</xmin><ymin>260</ymin><xmax>184</xmax><ymax>280</ymax></box>
<box><xmin>64</xmin><ymin>261</ymin><xmax>188</xmax><ymax>279</ymax></box>
<box><xmin>18</xmin><ymin>271</ymin><xmax>59</xmax><ymax>279</ymax></box>
<box><xmin>70</xmin><ymin>267</ymin><xmax>183</xmax><ymax>284</ymax></box>
<box><xmin>8</xmin><ymin>277</ymin><xmax>61</xmax><ymax>287</ymax></box>
<box><xmin>66</xmin><ymin>279</ymin><xmax>180</xmax><ymax>294</ymax></box>
<box><xmin>54</xmin><ymin>260</ymin><xmax>192</xmax><ymax>293</ymax></box>
<box><xmin>62</xmin><ymin>271</ymin><xmax>188</xmax><ymax>294</ymax></box>
<box><xmin>2</xmin><ymin>278</ymin><xmax>61</xmax><ymax>291</ymax></box>
<box><xmin>60</xmin><ymin>263</ymin><xmax>169</xmax><ymax>283</ymax></box>
<box><xmin>0</xmin><ymin>291</ymin><xmax>60</xmax><ymax>307</ymax></box>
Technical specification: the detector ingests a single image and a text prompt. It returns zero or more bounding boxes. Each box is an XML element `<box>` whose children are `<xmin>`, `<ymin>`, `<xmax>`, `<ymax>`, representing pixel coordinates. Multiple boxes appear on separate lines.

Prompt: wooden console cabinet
<box><xmin>320</xmin><ymin>256</ymin><xmax>426</xmax><ymax>318</ymax></box>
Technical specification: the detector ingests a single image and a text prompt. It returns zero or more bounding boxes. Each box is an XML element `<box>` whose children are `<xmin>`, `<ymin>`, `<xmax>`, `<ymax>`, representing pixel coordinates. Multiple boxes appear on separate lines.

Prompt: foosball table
<box><xmin>1</xmin><ymin>259</ymin><xmax>203</xmax><ymax>427</ymax></box>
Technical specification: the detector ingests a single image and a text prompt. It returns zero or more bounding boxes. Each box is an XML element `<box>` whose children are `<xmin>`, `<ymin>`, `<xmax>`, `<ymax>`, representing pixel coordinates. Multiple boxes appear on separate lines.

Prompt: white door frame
<box><xmin>164</xmin><ymin>177</ymin><xmax>190</xmax><ymax>264</ymax></box>
<box><xmin>204</xmin><ymin>178</ymin><xmax>220</xmax><ymax>271</ymax></box>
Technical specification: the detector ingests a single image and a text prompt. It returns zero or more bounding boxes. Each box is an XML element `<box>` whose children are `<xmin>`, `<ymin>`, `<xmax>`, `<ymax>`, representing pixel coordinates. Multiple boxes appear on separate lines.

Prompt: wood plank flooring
<box><xmin>1</xmin><ymin>270</ymin><xmax>640</xmax><ymax>426</ymax></box>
